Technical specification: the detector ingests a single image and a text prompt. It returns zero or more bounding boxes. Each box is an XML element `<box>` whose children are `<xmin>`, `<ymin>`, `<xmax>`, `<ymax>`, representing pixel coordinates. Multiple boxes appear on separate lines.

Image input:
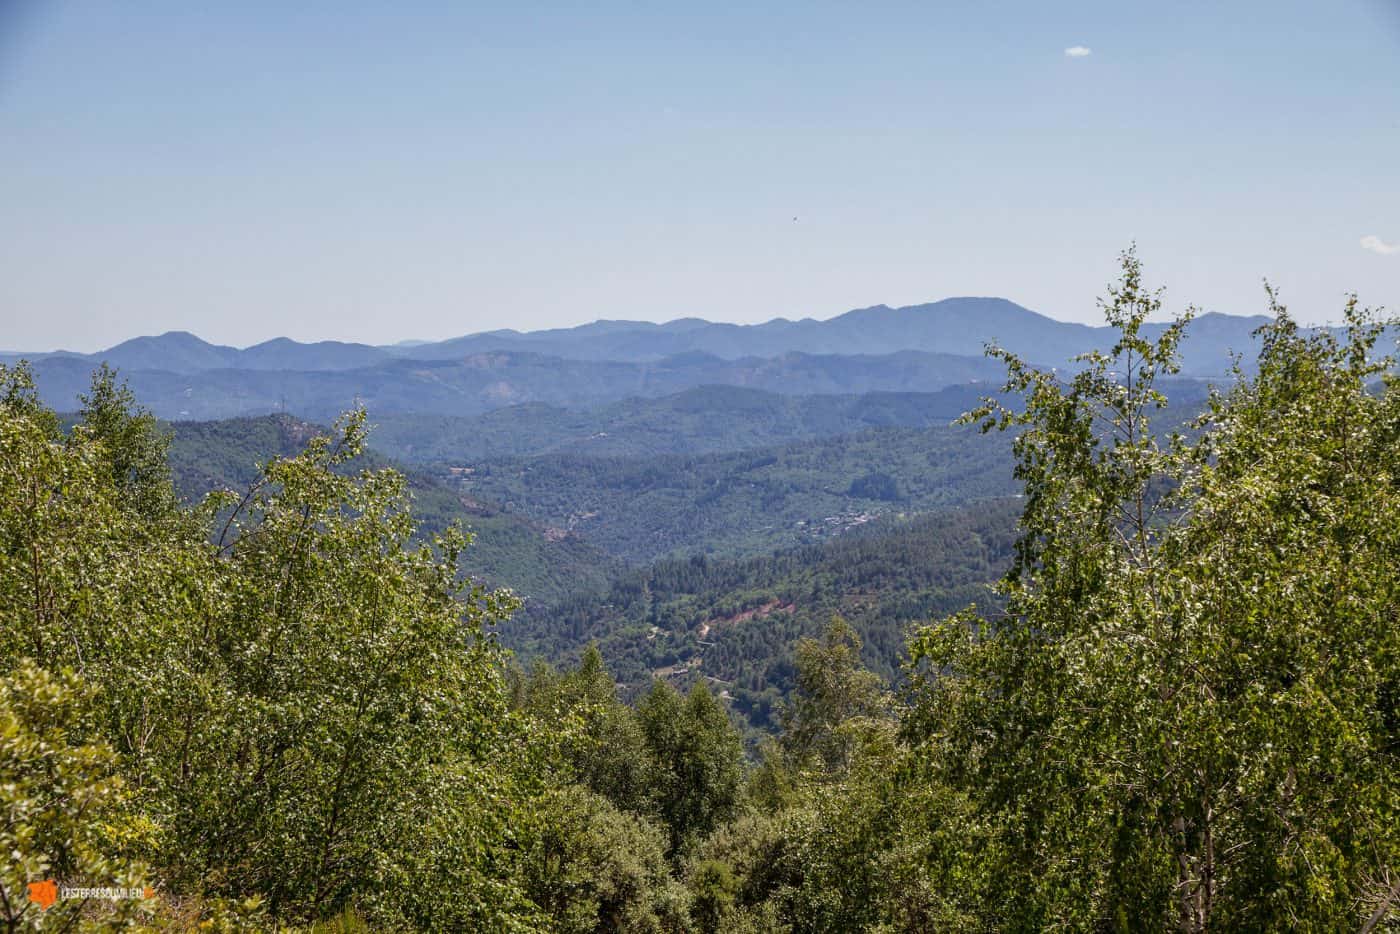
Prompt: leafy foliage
<box><xmin>637</xmin><ymin>681</ymin><xmax>745</xmax><ymax>855</ymax></box>
<box><xmin>0</xmin><ymin>662</ymin><xmax>147</xmax><ymax>931</ymax></box>
<box><xmin>0</xmin><ymin>365</ymin><xmax>546</xmax><ymax>930</ymax></box>
<box><xmin>903</xmin><ymin>254</ymin><xmax>1400</xmax><ymax>929</ymax></box>
<box><xmin>779</xmin><ymin>619</ymin><xmax>887</xmax><ymax>774</ymax></box>
<box><xmin>518</xmin><ymin>786</ymin><xmax>688</xmax><ymax>933</ymax></box>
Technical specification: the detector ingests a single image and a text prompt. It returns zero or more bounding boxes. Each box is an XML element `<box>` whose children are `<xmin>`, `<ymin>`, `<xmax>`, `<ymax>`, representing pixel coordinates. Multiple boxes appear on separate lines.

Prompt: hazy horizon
<box><xmin>2</xmin><ymin>293</ymin><xmax>1281</xmax><ymax>356</ymax></box>
<box><xmin>3</xmin><ymin>1</ymin><xmax>1397</xmax><ymax>350</ymax></box>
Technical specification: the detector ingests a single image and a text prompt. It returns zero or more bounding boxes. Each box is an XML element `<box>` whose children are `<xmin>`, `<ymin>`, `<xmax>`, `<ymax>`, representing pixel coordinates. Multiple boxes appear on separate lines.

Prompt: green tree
<box><xmin>637</xmin><ymin>681</ymin><xmax>744</xmax><ymax>855</ymax></box>
<box><xmin>518</xmin><ymin>785</ymin><xmax>688</xmax><ymax>933</ymax></box>
<box><xmin>0</xmin><ymin>662</ymin><xmax>149</xmax><ymax>932</ymax></box>
<box><xmin>514</xmin><ymin>645</ymin><xmax>653</xmax><ymax>815</ymax></box>
<box><xmin>161</xmin><ymin>411</ymin><xmax>535</xmax><ymax>929</ymax></box>
<box><xmin>0</xmin><ymin>363</ymin><xmax>202</xmax><ymax>811</ymax></box>
<box><xmin>686</xmin><ymin>813</ymin><xmax>791</xmax><ymax>934</ymax></box>
<box><xmin>0</xmin><ymin>373</ymin><xmax>550</xmax><ymax>930</ymax></box>
<box><xmin>905</xmin><ymin>252</ymin><xmax>1400</xmax><ymax>930</ymax></box>
<box><xmin>77</xmin><ymin>364</ymin><xmax>178</xmax><ymax>521</ymax></box>
<box><xmin>780</xmin><ymin>616</ymin><xmax>886</xmax><ymax>775</ymax></box>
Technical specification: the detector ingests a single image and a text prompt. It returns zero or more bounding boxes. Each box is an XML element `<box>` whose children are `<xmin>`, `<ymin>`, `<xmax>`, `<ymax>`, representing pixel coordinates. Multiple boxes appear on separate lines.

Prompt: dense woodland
<box><xmin>447</xmin><ymin>425</ymin><xmax>1016</xmax><ymax>562</ymax></box>
<box><xmin>2</xmin><ymin>257</ymin><xmax>1398</xmax><ymax>930</ymax></box>
<box><xmin>363</xmin><ymin>385</ymin><xmax>1003</xmax><ymax>462</ymax></box>
<box><xmin>509</xmin><ymin>500</ymin><xmax>1019</xmax><ymax>737</ymax></box>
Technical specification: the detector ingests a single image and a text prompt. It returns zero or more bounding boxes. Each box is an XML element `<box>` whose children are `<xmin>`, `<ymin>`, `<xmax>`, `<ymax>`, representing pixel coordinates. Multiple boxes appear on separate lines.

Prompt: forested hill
<box><xmin>164</xmin><ymin>414</ymin><xmax>617</xmax><ymax>604</ymax></box>
<box><xmin>162</xmin><ymin>407</ymin><xmax>1023</xmax><ymax>738</ymax></box>
<box><xmin>509</xmin><ymin>498</ymin><xmax>1021</xmax><ymax>735</ymax></box>
<box><xmin>361</xmin><ymin>378</ymin><xmax>1212</xmax><ymax>466</ymax></box>
<box><xmin>444</xmin><ymin>425</ymin><xmax>1019</xmax><ymax>563</ymax></box>
<box><xmin>366</xmin><ymin>384</ymin><xmax>1003</xmax><ymax>462</ymax></box>
<box><xmin>160</xmin><ymin>379</ymin><xmax>1205</xmax><ymax>615</ymax></box>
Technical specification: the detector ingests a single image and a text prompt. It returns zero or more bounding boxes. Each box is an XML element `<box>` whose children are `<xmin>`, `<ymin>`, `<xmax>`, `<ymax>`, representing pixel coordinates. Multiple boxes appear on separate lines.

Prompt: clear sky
<box><xmin>1</xmin><ymin>1</ymin><xmax>1397</xmax><ymax>351</ymax></box>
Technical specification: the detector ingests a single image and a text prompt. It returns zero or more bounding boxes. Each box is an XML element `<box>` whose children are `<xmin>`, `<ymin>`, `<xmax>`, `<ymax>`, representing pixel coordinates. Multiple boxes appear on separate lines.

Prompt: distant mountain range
<box><xmin>4</xmin><ymin>297</ymin><xmax>1300</xmax><ymax>419</ymax></box>
<box><xmin>392</xmin><ymin>298</ymin><xmax>1270</xmax><ymax>371</ymax></box>
<box><xmin>3</xmin><ymin>332</ymin><xmax>392</xmax><ymax>374</ymax></box>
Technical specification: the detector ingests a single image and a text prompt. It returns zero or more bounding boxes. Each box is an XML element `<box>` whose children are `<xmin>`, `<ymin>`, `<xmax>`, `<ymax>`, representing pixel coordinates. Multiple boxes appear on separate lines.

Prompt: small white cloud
<box><xmin>1064</xmin><ymin>46</ymin><xmax>1092</xmax><ymax>58</ymax></box>
<box><xmin>1360</xmin><ymin>234</ymin><xmax>1400</xmax><ymax>255</ymax></box>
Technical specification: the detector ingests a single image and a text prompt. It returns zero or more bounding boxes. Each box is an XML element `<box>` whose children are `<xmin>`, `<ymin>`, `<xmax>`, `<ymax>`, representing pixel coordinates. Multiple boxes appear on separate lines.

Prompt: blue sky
<box><xmin>1</xmin><ymin>0</ymin><xmax>1397</xmax><ymax>350</ymax></box>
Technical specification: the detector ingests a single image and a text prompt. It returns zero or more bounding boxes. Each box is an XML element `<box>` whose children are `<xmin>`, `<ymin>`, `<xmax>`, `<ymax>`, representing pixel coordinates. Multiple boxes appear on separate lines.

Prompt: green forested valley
<box><xmin>438</xmin><ymin>426</ymin><xmax>1016</xmax><ymax>563</ymax></box>
<box><xmin>363</xmin><ymin>385</ymin><xmax>1001</xmax><ymax>462</ymax></box>
<box><xmin>2</xmin><ymin>260</ymin><xmax>1398</xmax><ymax>930</ymax></box>
<box><xmin>163</xmin><ymin>413</ymin><xmax>618</xmax><ymax>605</ymax></box>
<box><xmin>507</xmin><ymin>499</ymin><xmax>1020</xmax><ymax>737</ymax></box>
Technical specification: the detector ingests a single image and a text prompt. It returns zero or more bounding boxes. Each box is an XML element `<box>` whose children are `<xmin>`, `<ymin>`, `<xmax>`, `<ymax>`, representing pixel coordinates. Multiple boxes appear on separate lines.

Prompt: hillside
<box><xmin>367</xmin><ymin>378</ymin><xmax>1215</xmax><ymax>465</ymax></box>
<box><xmin>448</xmin><ymin>424</ymin><xmax>1018</xmax><ymax>564</ymax></box>
<box><xmin>507</xmin><ymin>498</ymin><xmax>1021</xmax><ymax>734</ymax></box>
<box><xmin>392</xmin><ymin>298</ymin><xmax>1090</xmax><ymax>362</ymax></box>
<box><xmin>165</xmin><ymin>414</ymin><xmax>617</xmax><ymax>604</ymax></box>
<box><xmin>366</xmin><ymin>384</ymin><xmax>1002</xmax><ymax>462</ymax></box>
